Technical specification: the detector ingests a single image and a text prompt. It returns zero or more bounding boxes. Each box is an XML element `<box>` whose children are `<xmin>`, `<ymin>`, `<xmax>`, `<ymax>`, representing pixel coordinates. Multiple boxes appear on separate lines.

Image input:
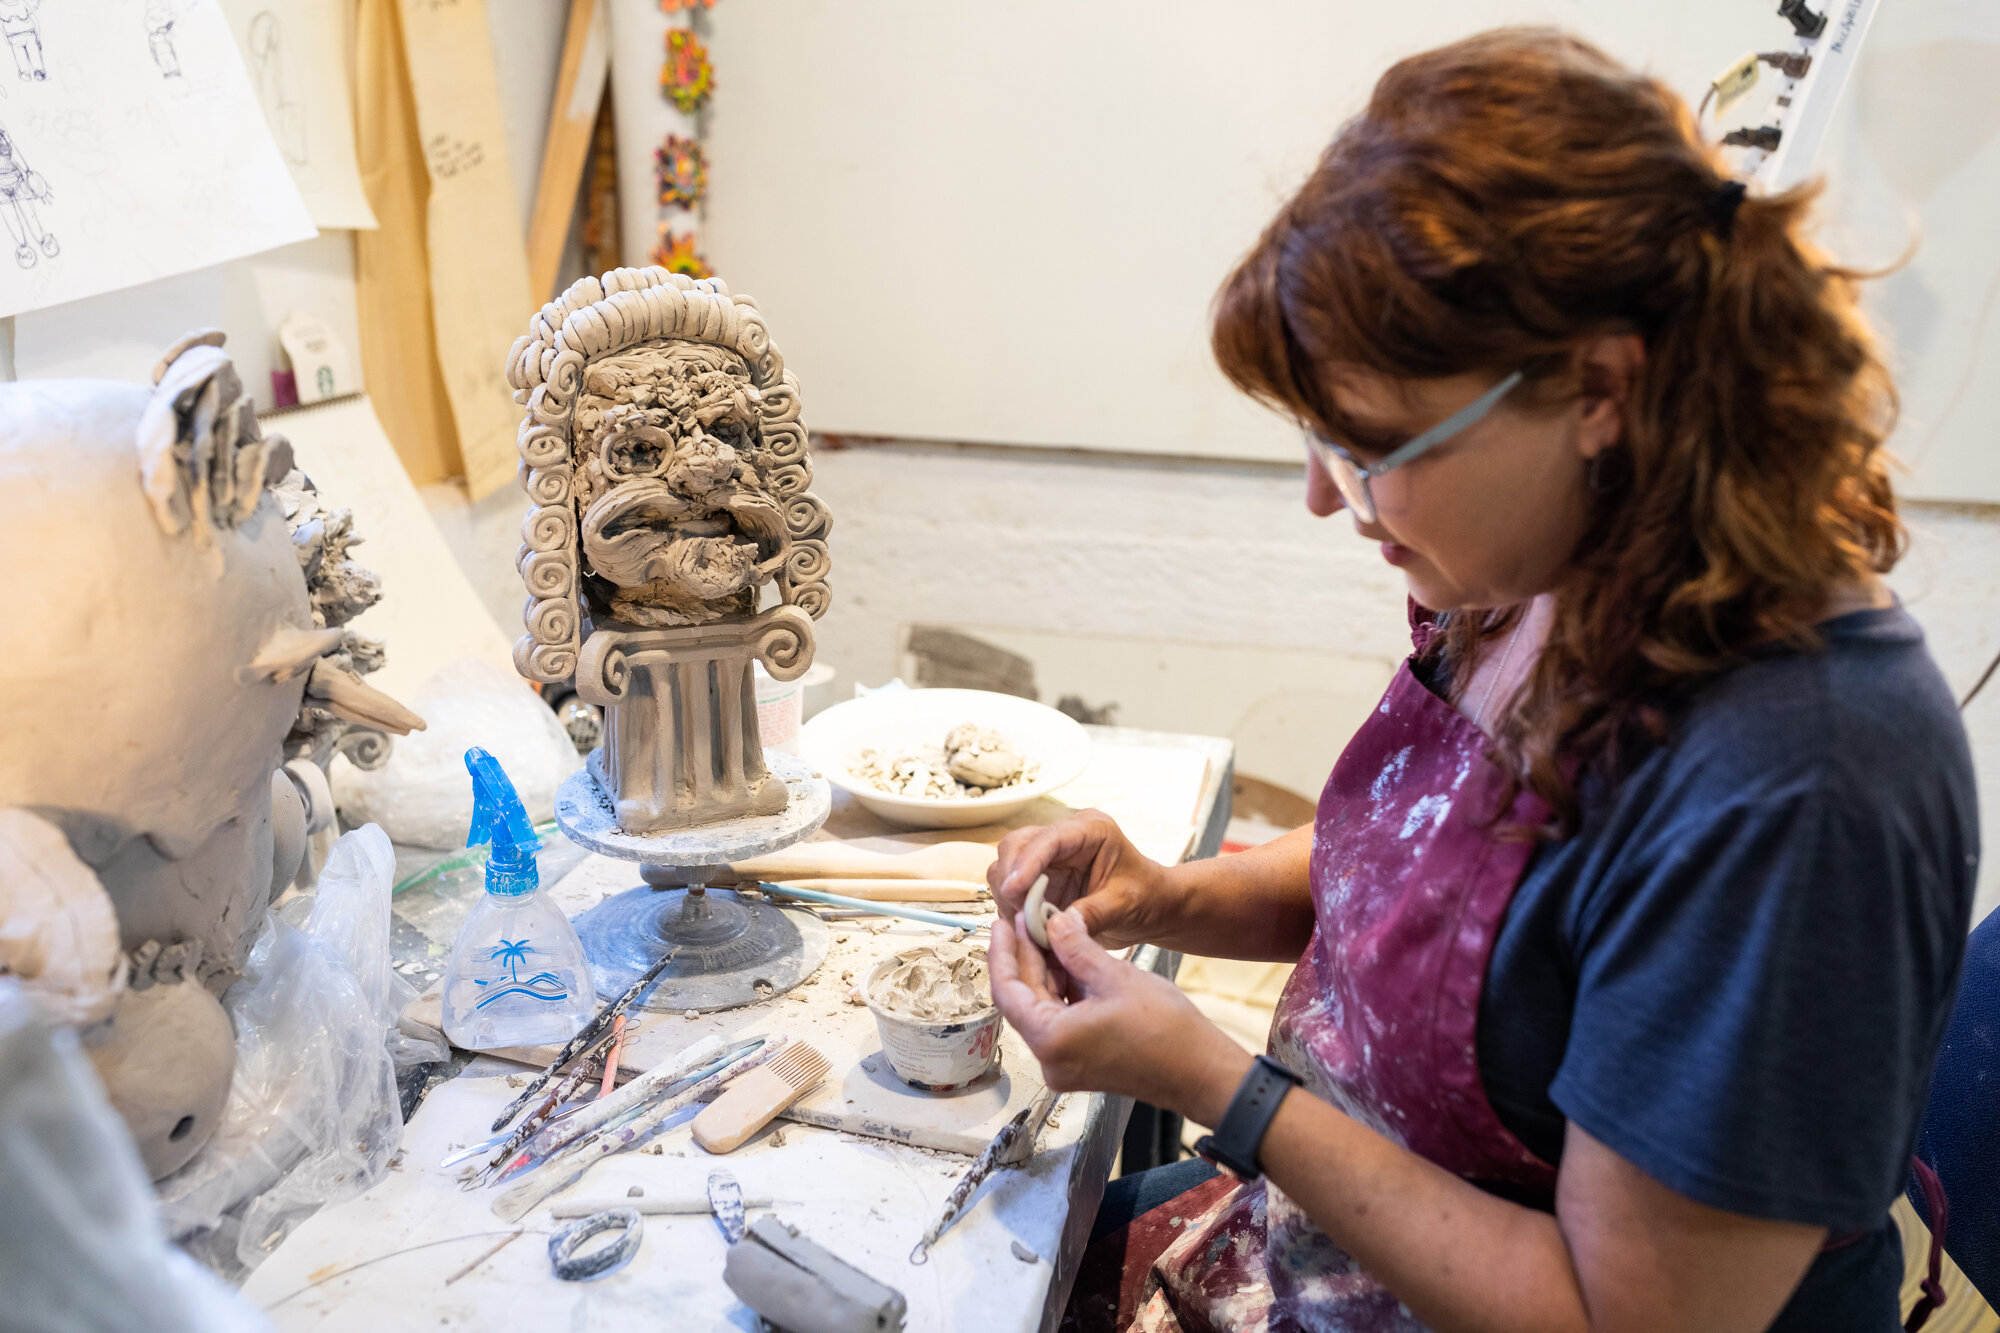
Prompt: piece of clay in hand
<box><xmin>1024</xmin><ymin>874</ymin><xmax>1057</xmax><ymax>950</ymax></box>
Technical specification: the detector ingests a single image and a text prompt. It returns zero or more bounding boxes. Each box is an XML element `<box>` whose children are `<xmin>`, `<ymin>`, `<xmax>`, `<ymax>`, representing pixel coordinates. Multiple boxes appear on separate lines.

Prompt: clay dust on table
<box><xmin>869</xmin><ymin>943</ymin><xmax>992</xmax><ymax>1023</ymax></box>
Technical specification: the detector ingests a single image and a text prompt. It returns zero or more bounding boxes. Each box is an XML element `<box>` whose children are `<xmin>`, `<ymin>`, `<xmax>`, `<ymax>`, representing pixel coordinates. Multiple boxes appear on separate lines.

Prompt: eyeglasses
<box><xmin>1302</xmin><ymin>370</ymin><xmax>1525</xmax><ymax>524</ymax></box>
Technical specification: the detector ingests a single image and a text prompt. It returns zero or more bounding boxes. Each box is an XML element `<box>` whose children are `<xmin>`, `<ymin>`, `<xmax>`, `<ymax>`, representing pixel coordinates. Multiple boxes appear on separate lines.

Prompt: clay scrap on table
<box><xmin>855</xmin><ymin>724</ymin><xmax>1033</xmax><ymax>799</ymax></box>
<box><xmin>0</xmin><ymin>332</ymin><xmax>422</xmax><ymax>1178</ymax></box>
<box><xmin>508</xmin><ymin>267</ymin><xmax>832</xmax><ymax>834</ymax></box>
<box><xmin>871</xmin><ymin>944</ymin><xmax>992</xmax><ymax>1023</ymax></box>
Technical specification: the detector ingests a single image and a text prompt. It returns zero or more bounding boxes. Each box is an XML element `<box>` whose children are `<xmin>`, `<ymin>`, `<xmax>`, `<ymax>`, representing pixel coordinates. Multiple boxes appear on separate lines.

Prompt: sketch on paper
<box><xmin>0</xmin><ymin>124</ymin><xmax>55</xmax><ymax>267</ymax></box>
<box><xmin>216</xmin><ymin>0</ymin><xmax>374</xmax><ymax>229</ymax></box>
<box><xmin>145</xmin><ymin>0</ymin><xmax>182</xmax><ymax>80</ymax></box>
<box><xmin>0</xmin><ymin>0</ymin><xmax>43</xmax><ymax>83</ymax></box>
<box><xmin>0</xmin><ymin>0</ymin><xmax>313</xmax><ymax>318</ymax></box>
<box><xmin>245</xmin><ymin>10</ymin><xmax>304</xmax><ymax>165</ymax></box>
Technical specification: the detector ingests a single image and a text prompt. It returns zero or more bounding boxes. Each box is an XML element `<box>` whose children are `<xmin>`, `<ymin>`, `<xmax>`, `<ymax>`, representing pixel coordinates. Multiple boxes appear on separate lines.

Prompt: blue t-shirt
<box><xmin>1476</xmin><ymin>606</ymin><xmax>1978</xmax><ymax>1330</ymax></box>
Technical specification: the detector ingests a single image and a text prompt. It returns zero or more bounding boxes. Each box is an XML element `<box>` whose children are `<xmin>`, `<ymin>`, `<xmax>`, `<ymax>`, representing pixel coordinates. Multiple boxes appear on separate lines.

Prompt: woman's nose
<box><xmin>1304</xmin><ymin>453</ymin><xmax>1347</xmax><ymax>518</ymax></box>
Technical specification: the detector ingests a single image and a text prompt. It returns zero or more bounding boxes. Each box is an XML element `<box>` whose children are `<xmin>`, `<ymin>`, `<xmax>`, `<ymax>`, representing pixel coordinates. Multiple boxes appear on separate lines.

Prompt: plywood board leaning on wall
<box><xmin>354</xmin><ymin>0</ymin><xmax>462</xmax><ymax>486</ymax></box>
<box><xmin>398</xmin><ymin>0</ymin><xmax>537</xmax><ymax>501</ymax></box>
<box><xmin>353</xmin><ymin>0</ymin><xmax>534</xmax><ymax>499</ymax></box>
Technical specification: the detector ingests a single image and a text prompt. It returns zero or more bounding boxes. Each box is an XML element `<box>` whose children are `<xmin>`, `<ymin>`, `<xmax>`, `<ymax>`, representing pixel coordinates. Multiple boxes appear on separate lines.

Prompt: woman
<box><xmin>986</xmin><ymin>29</ymin><xmax>1977</xmax><ymax>1333</ymax></box>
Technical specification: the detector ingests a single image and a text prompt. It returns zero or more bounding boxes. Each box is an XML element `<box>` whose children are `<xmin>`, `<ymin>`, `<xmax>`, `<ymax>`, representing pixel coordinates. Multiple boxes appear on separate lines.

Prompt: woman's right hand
<box><xmin>988</xmin><ymin>810</ymin><xmax>1181</xmax><ymax>952</ymax></box>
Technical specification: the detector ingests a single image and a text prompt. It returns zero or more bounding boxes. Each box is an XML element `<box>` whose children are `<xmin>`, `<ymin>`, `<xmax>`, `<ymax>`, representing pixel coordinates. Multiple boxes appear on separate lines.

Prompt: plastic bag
<box><xmin>0</xmin><ymin>982</ymin><xmax>271</xmax><ymax>1333</ymax></box>
<box><xmin>331</xmin><ymin>656</ymin><xmax>584</xmax><ymax>849</ymax></box>
<box><xmin>155</xmin><ymin>824</ymin><xmax>445</xmax><ymax>1279</ymax></box>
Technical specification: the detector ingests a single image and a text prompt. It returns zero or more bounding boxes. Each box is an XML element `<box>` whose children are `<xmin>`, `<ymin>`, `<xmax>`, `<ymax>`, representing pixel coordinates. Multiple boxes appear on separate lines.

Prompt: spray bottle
<box><xmin>441</xmin><ymin>747</ymin><xmax>595</xmax><ymax>1049</ymax></box>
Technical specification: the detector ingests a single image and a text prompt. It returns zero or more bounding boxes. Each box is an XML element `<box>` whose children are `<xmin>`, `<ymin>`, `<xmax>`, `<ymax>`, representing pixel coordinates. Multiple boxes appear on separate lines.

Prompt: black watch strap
<box><xmin>1194</xmin><ymin>1055</ymin><xmax>1302</xmax><ymax>1180</ymax></box>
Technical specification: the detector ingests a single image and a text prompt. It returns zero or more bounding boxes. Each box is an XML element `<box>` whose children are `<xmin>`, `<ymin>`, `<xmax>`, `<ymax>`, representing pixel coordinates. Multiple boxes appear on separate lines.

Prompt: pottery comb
<box><xmin>692</xmin><ymin>1041</ymin><xmax>831</xmax><ymax>1154</ymax></box>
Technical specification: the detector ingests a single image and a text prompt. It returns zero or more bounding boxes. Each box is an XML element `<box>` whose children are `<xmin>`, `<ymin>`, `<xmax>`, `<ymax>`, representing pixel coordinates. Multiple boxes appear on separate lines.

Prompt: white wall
<box><xmin>700</xmin><ymin>0</ymin><xmax>2000</xmax><ymax>493</ymax></box>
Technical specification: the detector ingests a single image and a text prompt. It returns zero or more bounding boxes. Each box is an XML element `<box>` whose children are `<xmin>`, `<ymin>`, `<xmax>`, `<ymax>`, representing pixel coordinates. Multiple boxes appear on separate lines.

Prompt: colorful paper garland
<box><xmin>659</xmin><ymin>0</ymin><xmax>716</xmax><ymax>10</ymax></box>
<box><xmin>661</xmin><ymin>29</ymin><xmax>714</xmax><ymax>114</ymax></box>
<box><xmin>651</xmin><ymin>225</ymin><xmax>712</xmax><ymax>280</ymax></box>
<box><xmin>654</xmin><ymin>134</ymin><xmax>708</xmax><ymax>209</ymax></box>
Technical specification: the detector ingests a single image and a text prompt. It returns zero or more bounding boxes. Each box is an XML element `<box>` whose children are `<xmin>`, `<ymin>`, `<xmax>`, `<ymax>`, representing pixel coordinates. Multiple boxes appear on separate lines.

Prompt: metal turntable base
<box><xmin>555</xmin><ymin>752</ymin><xmax>834</xmax><ymax>1014</ymax></box>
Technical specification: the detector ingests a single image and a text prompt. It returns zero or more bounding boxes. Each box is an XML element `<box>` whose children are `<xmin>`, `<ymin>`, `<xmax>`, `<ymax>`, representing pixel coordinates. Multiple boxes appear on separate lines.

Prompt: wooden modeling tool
<box><xmin>729</xmin><ymin>840</ymin><xmax>997</xmax><ymax>884</ymax></box>
<box><xmin>693</xmin><ymin>1041</ymin><xmax>830</xmax><ymax>1154</ymax></box>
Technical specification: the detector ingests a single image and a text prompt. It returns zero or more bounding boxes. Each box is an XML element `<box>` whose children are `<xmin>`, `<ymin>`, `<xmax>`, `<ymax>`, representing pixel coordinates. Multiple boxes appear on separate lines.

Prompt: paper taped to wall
<box><xmin>0</xmin><ymin>0</ymin><xmax>315</xmax><ymax>319</ymax></box>
<box><xmin>218</xmin><ymin>0</ymin><xmax>379</xmax><ymax>230</ymax></box>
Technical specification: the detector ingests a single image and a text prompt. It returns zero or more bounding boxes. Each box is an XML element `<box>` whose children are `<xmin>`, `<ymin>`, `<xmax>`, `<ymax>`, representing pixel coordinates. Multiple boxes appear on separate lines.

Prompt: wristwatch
<box><xmin>1193</xmin><ymin>1055</ymin><xmax>1303</xmax><ymax>1180</ymax></box>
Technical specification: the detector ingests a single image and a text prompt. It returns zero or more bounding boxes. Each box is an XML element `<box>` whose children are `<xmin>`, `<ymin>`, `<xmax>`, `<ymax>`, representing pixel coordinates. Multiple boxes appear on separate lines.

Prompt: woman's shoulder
<box><xmin>1651</xmin><ymin>605</ymin><xmax>1970</xmax><ymax>808</ymax></box>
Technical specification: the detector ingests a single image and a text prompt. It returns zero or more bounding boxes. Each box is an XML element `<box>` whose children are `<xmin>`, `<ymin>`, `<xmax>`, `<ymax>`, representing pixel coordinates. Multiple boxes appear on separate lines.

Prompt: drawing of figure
<box><xmin>247</xmin><ymin>11</ymin><xmax>305</xmax><ymax>165</ymax></box>
<box><xmin>0</xmin><ymin>0</ymin><xmax>44</xmax><ymax>83</ymax></box>
<box><xmin>145</xmin><ymin>0</ymin><xmax>180</xmax><ymax>80</ymax></box>
<box><xmin>0</xmin><ymin>125</ymin><xmax>56</xmax><ymax>267</ymax></box>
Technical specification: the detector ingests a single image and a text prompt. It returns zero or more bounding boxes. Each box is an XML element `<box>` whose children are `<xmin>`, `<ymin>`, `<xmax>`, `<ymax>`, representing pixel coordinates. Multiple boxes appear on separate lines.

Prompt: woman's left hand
<box><xmin>988</xmin><ymin>908</ymin><xmax>1251</xmax><ymax>1124</ymax></box>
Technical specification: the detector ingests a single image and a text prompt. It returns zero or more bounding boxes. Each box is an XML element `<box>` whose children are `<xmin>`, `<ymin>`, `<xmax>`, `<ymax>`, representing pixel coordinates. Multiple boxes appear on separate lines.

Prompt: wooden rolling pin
<box><xmin>728</xmin><ymin>840</ymin><xmax>997</xmax><ymax>884</ymax></box>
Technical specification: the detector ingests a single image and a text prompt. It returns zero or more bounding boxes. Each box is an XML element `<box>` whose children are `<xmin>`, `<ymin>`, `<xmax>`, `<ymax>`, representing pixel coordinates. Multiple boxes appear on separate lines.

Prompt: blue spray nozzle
<box><xmin>464</xmin><ymin>747</ymin><xmax>540</xmax><ymax>896</ymax></box>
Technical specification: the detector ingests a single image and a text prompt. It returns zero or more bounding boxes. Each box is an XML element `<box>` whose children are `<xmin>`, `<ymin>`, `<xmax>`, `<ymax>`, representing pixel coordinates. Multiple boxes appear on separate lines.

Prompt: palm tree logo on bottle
<box><xmin>472</xmin><ymin>937</ymin><xmax>571</xmax><ymax>1010</ymax></box>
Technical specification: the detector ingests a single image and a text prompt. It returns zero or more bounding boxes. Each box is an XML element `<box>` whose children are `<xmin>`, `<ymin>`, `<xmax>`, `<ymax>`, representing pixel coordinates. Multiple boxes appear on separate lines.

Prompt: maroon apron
<box><xmin>1067</xmin><ymin>619</ymin><xmax>1947</xmax><ymax>1332</ymax></box>
<box><xmin>1080</xmin><ymin>622</ymin><xmax>1558</xmax><ymax>1333</ymax></box>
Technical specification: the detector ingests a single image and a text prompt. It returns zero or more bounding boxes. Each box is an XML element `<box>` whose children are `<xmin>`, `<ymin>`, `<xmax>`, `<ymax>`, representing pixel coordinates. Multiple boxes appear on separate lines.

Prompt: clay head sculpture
<box><xmin>508</xmin><ymin>268</ymin><xmax>831</xmax><ymax>833</ymax></box>
<box><xmin>0</xmin><ymin>332</ymin><xmax>422</xmax><ymax>1177</ymax></box>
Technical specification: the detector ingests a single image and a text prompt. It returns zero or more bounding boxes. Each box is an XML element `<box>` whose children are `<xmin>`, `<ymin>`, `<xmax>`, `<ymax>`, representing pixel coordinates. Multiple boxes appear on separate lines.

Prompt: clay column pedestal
<box><xmin>574</xmin><ymin>604</ymin><xmax>815</xmax><ymax>835</ymax></box>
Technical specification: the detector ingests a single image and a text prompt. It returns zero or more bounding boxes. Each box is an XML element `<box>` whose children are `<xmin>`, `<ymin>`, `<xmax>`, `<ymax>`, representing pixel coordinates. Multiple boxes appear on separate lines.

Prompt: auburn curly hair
<box><xmin>1212</xmin><ymin>27</ymin><xmax>1902</xmax><ymax>833</ymax></box>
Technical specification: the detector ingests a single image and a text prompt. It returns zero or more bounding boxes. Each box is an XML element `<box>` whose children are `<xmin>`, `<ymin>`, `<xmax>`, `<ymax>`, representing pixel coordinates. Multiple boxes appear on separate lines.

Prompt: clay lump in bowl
<box><xmin>797</xmin><ymin>688</ymin><xmax>1090</xmax><ymax>829</ymax></box>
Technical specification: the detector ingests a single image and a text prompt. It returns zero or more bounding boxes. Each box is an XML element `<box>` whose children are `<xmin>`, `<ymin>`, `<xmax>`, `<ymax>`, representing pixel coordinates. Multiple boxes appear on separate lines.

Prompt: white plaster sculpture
<box><xmin>507</xmin><ymin>268</ymin><xmax>831</xmax><ymax>833</ymax></box>
<box><xmin>0</xmin><ymin>332</ymin><xmax>423</xmax><ymax>1178</ymax></box>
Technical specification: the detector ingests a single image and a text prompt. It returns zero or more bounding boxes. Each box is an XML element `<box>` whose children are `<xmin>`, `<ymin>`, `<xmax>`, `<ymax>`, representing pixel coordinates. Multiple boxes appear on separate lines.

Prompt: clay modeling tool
<box><xmin>548</xmin><ymin>1207</ymin><xmax>644</xmax><ymax>1281</ymax></box>
<box><xmin>489</xmin><ymin>949</ymin><xmax>679</xmax><ymax>1132</ymax></box>
<box><xmin>707</xmin><ymin>1169</ymin><xmax>747</xmax><ymax>1243</ymax></box>
<box><xmin>754</xmin><ymin>881</ymin><xmax>990</xmax><ymax>932</ymax></box>
<box><xmin>597</xmin><ymin>1014</ymin><xmax>628</xmax><ymax>1099</ymax></box>
<box><xmin>550</xmin><ymin>1194</ymin><xmax>774</xmax><ymax>1219</ymax></box>
<box><xmin>467</xmin><ymin>1032</ymin><xmax>622</xmax><ymax>1181</ymax></box>
<box><xmin>908</xmin><ymin>1087</ymin><xmax>1061</xmax><ymax>1264</ymax></box>
<box><xmin>692</xmin><ymin>1041</ymin><xmax>830</xmax><ymax>1154</ymax></box>
<box><xmin>724</xmin><ymin>1217</ymin><xmax>908</xmax><ymax>1333</ymax></box>
<box><xmin>1023</xmin><ymin>874</ymin><xmax>1057</xmax><ymax>949</ymax></box>
<box><xmin>767</xmin><ymin>878</ymin><xmax>987</xmax><ymax>902</ymax></box>
<box><xmin>443</xmin><ymin>1093</ymin><xmax>592</xmax><ymax>1170</ymax></box>
<box><xmin>492</xmin><ymin>1038</ymin><xmax>787</xmax><ymax>1221</ymax></box>
<box><xmin>487</xmin><ymin>1035</ymin><xmax>742</xmax><ymax>1183</ymax></box>
<box><xmin>442</xmin><ymin>1228</ymin><xmax>523</xmax><ymax>1286</ymax></box>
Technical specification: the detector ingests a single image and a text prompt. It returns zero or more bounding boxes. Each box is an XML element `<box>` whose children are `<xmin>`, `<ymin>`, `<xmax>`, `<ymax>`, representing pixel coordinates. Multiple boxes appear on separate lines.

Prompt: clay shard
<box><xmin>0</xmin><ymin>808</ymin><xmax>126</xmax><ymax>1026</ymax></box>
<box><xmin>305</xmin><ymin>658</ymin><xmax>427</xmax><ymax>735</ymax></box>
<box><xmin>241</xmin><ymin>626</ymin><xmax>347</xmax><ymax>683</ymax></box>
<box><xmin>135</xmin><ymin>334</ymin><xmax>291</xmax><ymax>539</ymax></box>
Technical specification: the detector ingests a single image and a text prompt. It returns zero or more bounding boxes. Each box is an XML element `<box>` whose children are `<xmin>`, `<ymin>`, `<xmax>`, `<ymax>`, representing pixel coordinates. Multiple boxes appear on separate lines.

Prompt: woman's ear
<box><xmin>1575</xmin><ymin>333</ymin><xmax>1646</xmax><ymax>460</ymax></box>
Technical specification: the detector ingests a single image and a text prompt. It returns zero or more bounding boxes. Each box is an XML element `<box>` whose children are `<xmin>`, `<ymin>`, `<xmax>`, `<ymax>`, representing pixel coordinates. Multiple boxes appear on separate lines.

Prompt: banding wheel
<box><xmin>557</xmin><ymin>752</ymin><xmax>834</xmax><ymax>1013</ymax></box>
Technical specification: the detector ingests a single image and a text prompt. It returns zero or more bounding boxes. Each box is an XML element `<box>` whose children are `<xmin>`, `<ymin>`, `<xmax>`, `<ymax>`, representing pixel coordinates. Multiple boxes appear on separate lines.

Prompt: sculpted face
<box><xmin>573</xmin><ymin>342</ymin><xmax>790</xmax><ymax>627</ymax></box>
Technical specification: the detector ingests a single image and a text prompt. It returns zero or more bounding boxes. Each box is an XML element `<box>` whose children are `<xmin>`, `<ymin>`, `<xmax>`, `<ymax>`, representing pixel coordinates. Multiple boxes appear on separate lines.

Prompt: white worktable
<box><xmin>241</xmin><ymin>727</ymin><xmax>1233</xmax><ymax>1331</ymax></box>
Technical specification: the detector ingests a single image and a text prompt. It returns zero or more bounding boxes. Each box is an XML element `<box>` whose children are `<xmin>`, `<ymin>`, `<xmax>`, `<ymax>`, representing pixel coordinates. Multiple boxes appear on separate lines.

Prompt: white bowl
<box><xmin>797</xmin><ymin>688</ymin><xmax>1091</xmax><ymax>829</ymax></box>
